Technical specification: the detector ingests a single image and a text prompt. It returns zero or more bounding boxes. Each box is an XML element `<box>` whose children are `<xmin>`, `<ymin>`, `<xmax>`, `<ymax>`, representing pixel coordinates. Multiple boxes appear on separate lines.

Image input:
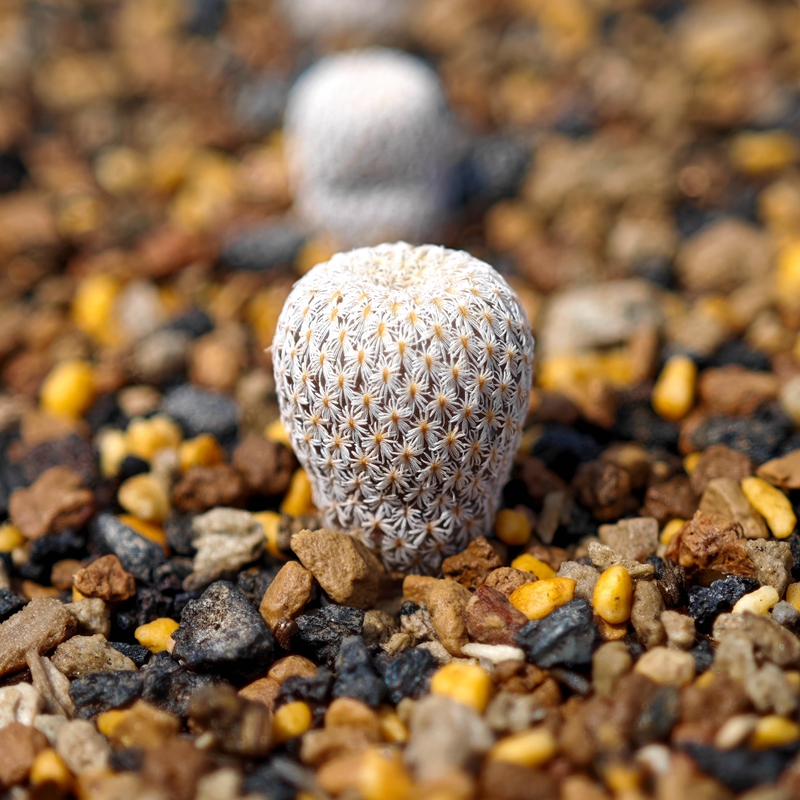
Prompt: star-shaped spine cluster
<box><xmin>272</xmin><ymin>242</ymin><xmax>535</xmax><ymax>574</ymax></box>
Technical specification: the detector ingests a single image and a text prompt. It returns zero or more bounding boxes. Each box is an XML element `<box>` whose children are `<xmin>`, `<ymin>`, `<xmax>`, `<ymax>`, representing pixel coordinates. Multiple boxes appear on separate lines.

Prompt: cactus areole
<box><xmin>272</xmin><ymin>242</ymin><xmax>535</xmax><ymax>574</ymax></box>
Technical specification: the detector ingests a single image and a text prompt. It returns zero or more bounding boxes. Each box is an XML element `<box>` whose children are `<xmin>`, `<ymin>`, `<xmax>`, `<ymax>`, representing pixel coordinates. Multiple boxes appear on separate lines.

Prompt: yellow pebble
<box><xmin>71</xmin><ymin>273</ymin><xmax>120</xmax><ymax>340</ymax></box>
<box><xmin>135</xmin><ymin>618</ymin><xmax>179</xmax><ymax>653</ymax></box>
<box><xmin>265</xmin><ymin>419</ymin><xmax>292</xmax><ymax>448</ymax></box>
<box><xmin>179</xmin><ymin>434</ymin><xmax>225</xmax><ymax>472</ymax></box>
<box><xmin>0</xmin><ymin>523</ymin><xmax>25</xmax><ymax>552</ymax></box>
<box><xmin>118</xmin><ymin>474</ymin><xmax>171</xmax><ymax>523</ymax></box>
<box><xmin>430</xmin><ymin>662</ymin><xmax>493</xmax><ymax>713</ymax></box>
<box><xmin>683</xmin><ymin>453</ymin><xmax>701</xmax><ymax>474</ymax></box>
<box><xmin>593</xmin><ymin>566</ymin><xmax>634</xmax><ymax>625</ymax></box>
<box><xmin>651</xmin><ymin>355</ymin><xmax>697</xmax><ymax>422</ymax></box>
<box><xmin>495</xmin><ymin>509</ymin><xmax>532</xmax><ymax>547</ymax></box>
<box><xmin>272</xmin><ymin>701</ymin><xmax>313</xmax><ymax>744</ymax></box>
<box><xmin>750</xmin><ymin>715</ymin><xmax>800</xmax><ymax>749</ymax></box>
<box><xmin>660</xmin><ymin>518</ymin><xmax>685</xmax><ymax>546</ymax></box>
<box><xmin>30</xmin><ymin>748</ymin><xmax>72</xmax><ymax>789</ymax></box>
<box><xmin>786</xmin><ymin>583</ymin><xmax>800</xmax><ymax>612</ymax></box>
<box><xmin>509</xmin><ymin>578</ymin><xmax>575</xmax><ymax>620</ymax></box>
<box><xmin>732</xmin><ymin>585</ymin><xmax>779</xmax><ymax>615</ymax></box>
<box><xmin>510</xmin><ymin>553</ymin><xmax>556</xmax><ymax>580</ymax></box>
<box><xmin>357</xmin><ymin>747</ymin><xmax>413</xmax><ymax>800</ymax></box>
<box><xmin>280</xmin><ymin>469</ymin><xmax>316</xmax><ymax>516</ymax></box>
<box><xmin>40</xmin><ymin>360</ymin><xmax>96</xmax><ymax>420</ymax></box>
<box><xmin>118</xmin><ymin>514</ymin><xmax>167</xmax><ymax>549</ymax></box>
<box><xmin>603</xmin><ymin>763</ymin><xmax>642</xmax><ymax>794</ymax></box>
<box><xmin>126</xmin><ymin>414</ymin><xmax>183</xmax><ymax>461</ymax></box>
<box><xmin>72</xmin><ymin>587</ymin><xmax>85</xmax><ymax>602</ymax></box>
<box><xmin>378</xmin><ymin>708</ymin><xmax>408</xmax><ymax>743</ymax></box>
<box><xmin>488</xmin><ymin>727</ymin><xmax>557</xmax><ymax>768</ymax></box>
<box><xmin>97</xmin><ymin>428</ymin><xmax>127</xmax><ymax>478</ymax></box>
<box><xmin>253</xmin><ymin>511</ymin><xmax>286</xmax><ymax>560</ymax></box>
<box><xmin>730</xmin><ymin>131</ymin><xmax>798</xmax><ymax>175</ymax></box>
<box><xmin>97</xmin><ymin>700</ymin><xmax>180</xmax><ymax>749</ymax></box>
<box><xmin>741</xmin><ymin>477</ymin><xmax>796</xmax><ymax>539</ymax></box>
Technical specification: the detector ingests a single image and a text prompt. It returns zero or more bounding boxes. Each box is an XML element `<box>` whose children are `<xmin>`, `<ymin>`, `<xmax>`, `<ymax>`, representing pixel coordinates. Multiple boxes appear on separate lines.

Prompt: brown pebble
<box><xmin>697</xmin><ymin>365</ymin><xmax>779</xmax><ymax>416</ymax></box>
<box><xmin>52</xmin><ymin>633</ymin><xmax>137</xmax><ymax>678</ymax></box>
<box><xmin>267</xmin><ymin>655</ymin><xmax>317</xmax><ymax>685</ymax></box>
<box><xmin>698</xmin><ymin>477</ymin><xmax>768</xmax><ymax>540</ymax></box>
<box><xmin>630</xmin><ymin>579</ymin><xmax>666</xmax><ymax>649</ymax></box>
<box><xmin>757</xmin><ymin>449</ymin><xmax>800</xmax><ymax>490</ymax></box>
<box><xmin>428</xmin><ymin>578</ymin><xmax>472</xmax><ymax>657</ymax></box>
<box><xmin>713</xmin><ymin>612</ymin><xmax>800</xmax><ymax>667</ymax></box>
<box><xmin>465</xmin><ymin>584</ymin><xmax>529</xmax><ymax>647</ymax></box>
<box><xmin>232</xmin><ymin>434</ymin><xmax>295</xmax><ymax>497</ymax></box>
<box><xmin>238</xmin><ymin>677</ymin><xmax>281</xmax><ymax>710</ymax></box>
<box><xmin>0</xmin><ymin>597</ymin><xmax>77</xmax><ymax>677</ymax></box>
<box><xmin>290</xmin><ymin>529</ymin><xmax>383</xmax><ymax>609</ymax></box>
<box><xmin>403</xmin><ymin>574</ymin><xmax>438</xmax><ymax>605</ymax></box>
<box><xmin>598</xmin><ymin>517</ymin><xmax>658</xmax><ymax>562</ymax></box>
<box><xmin>103</xmin><ymin>700</ymin><xmax>181</xmax><ymax>749</ymax></box>
<box><xmin>324</xmin><ymin>697</ymin><xmax>381</xmax><ymax>739</ymax></box>
<box><xmin>73</xmin><ymin>554</ymin><xmax>136</xmax><ymax>602</ymax></box>
<box><xmin>9</xmin><ymin>466</ymin><xmax>94</xmax><ymax>539</ymax></box>
<box><xmin>642</xmin><ymin>475</ymin><xmax>698</xmax><ymax>526</ymax></box>
<box><xmin>573</xmin><ymin>460</ymin><xmax>633</xmax><ymax>521</ymax></box>
<box><xmin>141</xmin><ymin>738</ymin><xmax>212</xmax><ymax>800</ymax></box>
<box><xmin>259</xmin><ymin>561</ymin><xmax>313</xmax><ymax>648</ymax></box>
<box><xmin>172</xmin><ymin>464</ymin><xmax>247</xmax><ymax>513</ymax></box>
<box><xmin>50</xmin><ymin>559</ymin><xmax>85</xmax><ymax>592</ymax></box>
<box><xmin>0</xmin><ymin>722</ymin><xmax>48</xmax><ymax>786</ymax></box>
<box><xmin>515</xmin><ymin>457</ymin><xmax>569</xmax><ymax>502</ymax></box>
<box><xmin>601</xmin><ymin>442</ymin><xmax>652</xmax><ymax>490</ymax></box>
<box><xmin>483</xmin><ymin>567</ymin><xmax>534</xmax><ymax>597</ymax></box>
<box><xmin>300</xmin><ymin>727</ymin><xmax>373</xmax><ymax>767</ymax></box>
<box><xmin>441</xmin><ymin>536</ymin><xmax>503</xmax><ymax>590</ymax></box>
<box><xmin>479</xmin><ymin>760</ymin><xmax>558</xmax><ymax>800</ymax></box>
<box><xmin>679</xmin><ymin>674</ymin><xmax>750</xmax><ymax>732</ymax></box>
<box><xmin>690</xmin><ymin>444</ymin><xmax>754</xmax><ymax>495</ymax></box>
<box><xmin>665</xmin><ymin>511</ymin><xmax>755</xmax><ymax>579</ymax></box>
<box><xmin>316</xmin><ymin>752</ymin><xmax>364</xmax><ymax>795</ymax></box>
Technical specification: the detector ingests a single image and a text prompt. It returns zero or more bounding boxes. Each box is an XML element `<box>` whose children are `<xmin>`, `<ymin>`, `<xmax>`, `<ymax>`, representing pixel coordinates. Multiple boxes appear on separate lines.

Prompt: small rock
<box><xmin>592</xmin><ymin>641</ymin><xmax>632</xmax><ymax>698</ymax></box>
<box><xmin>515</xmin><ymin>599</ymin><xmax>597</xmax><ymax>668</ymax></box>
<box><xmin>0</xmin><ymin>722</ymin><xmax>48</xmax><ymax>786</ymax></box>
<box><xmin>465</xmin><ymin>584</ymin><xmax>529</xmax><ymax>647</ymax></box>
<box><xmin>441</xmin><ymin>537</ymin><xmax>503</xmax><ymax>590</ymax></box>
<box><xmin>259</xmin><ymin>561</ymin><xmax>313</xmax><ymax>649</ymax></box>
<box><xmin>291</xmin><ymin>529</ymin><xmax>383</xmax><ymax>609</ymax></box>
<box><xmin>427</xmin><ymin>579</ymin><xmax>472</xmax><ymax>657</ymax></box>
<box><xmin>665</xmin><ymin>511</ymin><xmax>755</xmax><ymax>579</ymax></box>
<box><xmin>0</xmin><ymin>589</ymin><xmax>26</xmax><ymax>623</ymax></box>
<box><xmin>556</xmin><ymin>562</ymin><xmax>599</xmax><ymax>600</ymax></box>
<box><xmin>756</xmin><ymin>449</ymin><xmax>800</xmax><ymax>490</ymax></box>
<box><xmin>484</xmin><ymin>691</ymin><xmax>545</xmax><ymax>734</ymax></box>
<box><xmin>51</xmin><ymin>634</ymin><xmax>137</xmax><ymax>678</ymax></box>
<box><xmin>772</xmin><ymin>601</ymin><xmax>800</xmax><ymax>631</ymax></box>
<box><xmin>587</xmin><ymin>542</ymin><xmax>655</xmax><ymax>580</ymax></box>
<box><xmin>642</xmin><ymin>476</ymin><xmax>698</xmax><ymax>526</ymax></box>
<box><xmin>573</xmin><ymin>461</ymin><xmax>633</xmax><ymax>522</ymax></box>
<box><xmin>73</xmin><ymin>555</ymin><xmax>136</xmax><ymax>603</ymax></box>
<box><xmin>482</xmin><ymin>567</ymin><xmax>534</xmax><ymax>598</ymax></box>
<box><xmin>66</xmin><ymin>598</ymin><xmax>111</xmax><ymax>637</ymax></box>
<box><xmin>102</xmin><ymin>699</ymin><xmax>181</xmax><ymax>750</ymax></box>
<box><xmin>239</xmin><ymin>677</ymin><xmax>281</xmax><ymax>710</ymax></box>
<box><xmin>698</xmin><ymin>478</ymin><xmax>768</xmax><ymax>540</ymax></box>
<box><xmin>139</xmin><ymin>652</ymin><xmax>220</xmax><ymax>717</ymax></box>
<box><xmin>698</xmin><ymin>366</ymin><xmax>779</xmax><ymax>417</ymax></box>
<box><xmin>9</xmin><ymin>466</ymin><xmax>94</xmax><ymax>540</ymax></box>
<box><xmin>188</xmin><ymin>684</ymin><xmax>272</xmax><ymax>757</ymax></box>
<box><xmin>634</xmin><ymin>647</ymin><xmax>695</xmax><ymax>686</ymax></box>
<box><xmin>416</xmin><ymin>640</ymin><xmax>452</xmax><ymax>665</ymax></box>
<box><xmin>294</xmin><ymin>605</ymin><xmax>364</xmax><ymax>666</ymax></box>
<box><xmin>332</xmin><ymin>636</ymin><xmax>386</xmax><ymax>707</ymax></box>
<box><xmin>171</xmin><ymin>581</ymin><xmax>275</xmax><ymax>682</ymax></box>
<box><xmin>405</xmin><ymin>695</ymin><xmax>493</xmax><ymax>782</ymax></box>
<box><xmin>690</xmin><ymin>445</ymin><xmax>754</xmax><ymax>495</ymax></box>
<box><xmin>0</xmin><ymin>682</ymin><xmax>42</xmax><ymax>727</ymax></box>
<box><xmin>142</xmin><ymin>738</ymin><xmax>213</xmax><ymax>800</ymax></box>
<box><xmin>0</xmin><ymin>597</ymin><xmax>77</xmax><ymax>676</ymax></box>
<box><xmin>161</xmin><ymin>386</ymin><xmax>238</xmax><ymax>442</ymax></box>
<box><xmin>598</xmin><ymin>517</ymin><xmax>658</xmax><ymax>562</ymax></box>
<box><xmin>89</xmin><ymin>513</ymin><xmax>166</xmax><ymax>582</ymax></box>
<box><xmin>744</xmin><ymin>539</ymin><xmax>793</xmax><ymax>596</ymax></box>
<box><xmin>187</xmin><ymin>508</ymin><xmax>265</xmax><ymax>590</ymax></box>
<box><xmin>687</xmin><ymin>576</ymin><xmax>759</xmax><ymax>633</ymax></box>
<box><xmin>402</xmin><ymin>575</ymin><xmax>438</xmax><ymax>605</ymax></box>
<box><xmin>745</xmin><ymin>662</ymin><xmax>797</xmax><ymax>716</ymax></box>
<box><xmin>383</xmin><ymin>647</ymin><xmax>437</xmax><ymax>704</ymax></box>
<box><xmin>69</xmin><ymin>670</ymin><xmax>144</xmax><ymax>718</ymax></box>
<box><xmin>713</xmin><ymin>613</ymin><xmax>800</xmax><ymax>667</ymax></box>
<box><xmin>362</xmin><ymin>609</ymin><xmax>397</xmax><ymax>647</ymax></box>
<box><xmin>26</xmin><ymin>651</ymin><xmax>73</xmax><ymax>716</ymax></box>
<box><xmin>631</xmin><ymin>580</ymin><xmax>666</xmax><ymax>649</ymax></box>
<box><xmin>173</xmin><ymin>465</ymin><xmax>248</xmax><ymax>514</ymax></box>
<box><xmin>232</xmin><ymin>434</ymin><xmax>295</xmax><ymax>497</ymax></box>
<box><xmin>55</xmin><ymin>719</ymin><xmax>111</xmax><ymax>775</ymax></box>
<box><xmin>661</xmin><ymin>611</ymin><xmax>696</xmax><ymax>650</ymax></box>
<box><xmin>400</xmin><ymin>601</ymin><xmax>436</xmax><ymax>645</ymax></box>
<box><xmin>461</xmin><ymin>643</ymin><xmax>525</xmax><ymax>664</ymax></box>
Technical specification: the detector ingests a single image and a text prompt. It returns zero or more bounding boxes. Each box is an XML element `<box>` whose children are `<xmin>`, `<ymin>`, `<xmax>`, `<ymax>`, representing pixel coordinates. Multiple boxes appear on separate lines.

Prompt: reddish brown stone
<box><xmin>697</xmin><ymin>365</ymin><xmax>779</xmax><ymax>416</ymax></box>
<box><xmin>73</xmin><ymin>554</ymin><xmax>136</xmax><ymax>602</ymax></box>
<box><xmin>483</xmin><ymin>567</ymin><xmax>533</xmax><ymax>597</ymax></box>
<box><xmin>9</xmin><ymin>466</ymin><xmax>94</xmax><ymax>540</ymax></box>
<box><xmin>665</xmin><ymin>511</ymin><xmax>755</xmax><ymax>578</ymax></box>
<box><xmin>172</xmin><ymin>464</ymin><xmax>247</xmax><ymax>513</ymax></box>
<box><xmin>690</xmin><ymin>444</ymin><xmax>753</xmax><ymax>495</ymax></box>
<box><xmin>441</xmin><ymin>536</ymin><xmax>503</xmax><ymax>590</ymax></box>
<box><xmin>142</xmin><ymin>739</ymin><xmax>212</xmax><ymax>800</ymax></box>
<box><xmin>232</xmin><ymin>434</ymin><xmax>295</xmax><ymax>497</ymax></box>
<box><xmin>0</xmin><ymin>722</ymin><xmax>48</xmax><ymax>786</ymax></box>
<box><xmin>465</xmin><ymin>584</ymin><xmax>528</xmax><ymax>646</ymax></box>
<box><xmin>479</xmin><ymin>761</ymin><xmax>558</xmax><ymax>800</ymax></box>
<box><xmin>642</xmin><ymin>475</ymin><xmax>698</xmax><ymax>526</ymax></box>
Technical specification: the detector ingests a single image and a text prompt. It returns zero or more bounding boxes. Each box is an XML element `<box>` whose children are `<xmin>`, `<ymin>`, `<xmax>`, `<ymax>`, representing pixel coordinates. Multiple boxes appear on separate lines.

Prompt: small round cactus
<box><xmin>284</xmin><ymin>48</ymin><xmax>454</xmax><ymax>247</ymax></box>
<box><xmin>272</xmin><ymin>242</ymin><xmax>535</xmax><ymax>574</ymax></box>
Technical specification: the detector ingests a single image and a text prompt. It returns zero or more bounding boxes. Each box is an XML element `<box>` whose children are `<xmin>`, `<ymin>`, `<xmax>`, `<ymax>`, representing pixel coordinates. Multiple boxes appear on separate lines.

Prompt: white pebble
<box><xmin>732</xmin><ymin>586</ymin><xmax>779</xmax><ymax>615</ymax></box>
<box><xmin>461</xmin><ymin>643</ymin><xmax>525</xmax><ymax>664</ymax></box>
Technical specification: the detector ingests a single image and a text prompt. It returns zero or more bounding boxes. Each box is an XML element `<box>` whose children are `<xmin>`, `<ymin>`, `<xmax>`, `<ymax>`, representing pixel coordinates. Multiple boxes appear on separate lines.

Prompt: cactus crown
<box><xmin>272</xmin><ymin>242</ymin><xmax>535</xmax><ymax>573</ymax></box>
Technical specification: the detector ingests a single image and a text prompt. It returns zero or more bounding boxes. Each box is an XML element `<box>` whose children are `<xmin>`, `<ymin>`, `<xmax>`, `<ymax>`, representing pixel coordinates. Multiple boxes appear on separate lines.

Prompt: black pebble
<box><xmin>161</xmin><ymin>385</ymin><xmax>238</xmax><ymax>443</ymax></box>
<box><xmin>532</xmin><ymin>428</ymin><xmax>603</xmax><ymax>481</ymax></box>
<box><xmin>69</xmin><ymin>670</ymin><xmax>144</xmax><ymax>718</ymax></box>
<box><xmin>166</xmin><ymin>308</ymin><xmax>214</xmax><ymax>339</ymax></box>
<box><xmin>0</xmin><ymin>588</ymin><xmax>26</xmax><ymax>623</ymax></box>
<box><xmin>109</xmin><ymin>642</ymin><xmax>151</xmax><ymax>668</ymax></box>
<box><xmin>687</xmin><ymin>576</ymin><xmax>760</xmax><ymax>632</ymax></box>
<box><xmin>382</xmin><ymin>647</ymin><xmax>437</xmax><ymax>704</ymax></box>
<box><xmin>332</xmin><ymin>636</ymin><xmax>386</xmax><ymax>707</ymax></box>
<box><xmin>633</xmin><ymin>685</ymin><xmax>680</xmax><ymax>747</ymax></box>
<box><xmin>89</xmin><ymin>513</ymin><xmax>166</xmax><ymax>582</ymax></box>
<box><xmin>221</xmin><ymin>222</ymin><xmax>306</xmax><ymax>272</ymax></box>
<box><xmin>140</xmin><ymin>651</ymin><xmax>222</xmax><ymax>717</ymax></box>
<box><xmin>516</xmin><ymin>599</ymin><xmax>597</xmax><ymax>668</ymax></box>
<box><xmin>118</xmin><ymin>456</ymin><xmax>150</xmax><ymax>480</ymax></box>
<box><xmin>691</xmin><ymin>639</ymin><xmax>714</xmax><ymax>673</ymax></box>
<box><xmin>294</xmin><ymin>605</ymin><xmax>365</xmax><ymax>666</ymax></box>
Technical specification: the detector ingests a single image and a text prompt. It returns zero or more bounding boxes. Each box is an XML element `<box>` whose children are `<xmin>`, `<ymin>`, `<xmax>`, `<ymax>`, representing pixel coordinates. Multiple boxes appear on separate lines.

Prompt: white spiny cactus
<box><xmin>284</xmin><ymin>48</ymin><xmax>454</xmax><ymax>247</ymax></box>
<box><xmin>272</xmin><ymin>242</ymin><xmax>535</xmax><ymax>574</ymax></box>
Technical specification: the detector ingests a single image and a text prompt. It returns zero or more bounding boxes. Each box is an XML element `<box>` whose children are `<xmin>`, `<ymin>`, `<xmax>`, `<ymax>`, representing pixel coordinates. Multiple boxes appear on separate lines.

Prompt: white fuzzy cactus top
<box><xmin>272</xmin><ymin>243</ymin><xmax>535</xmax><ymax>574</ymax></box>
